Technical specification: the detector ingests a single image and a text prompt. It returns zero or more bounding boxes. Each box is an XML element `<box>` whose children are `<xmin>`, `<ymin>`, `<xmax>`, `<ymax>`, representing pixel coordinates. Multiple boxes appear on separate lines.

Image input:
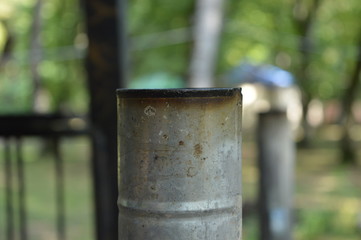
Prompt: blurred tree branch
<box><xmin>293</xmin><ymin>0</ymin><xmax>323</xmax><ymax>146</ymax></box>
<box><xmin>30</xmin><ymin>0</ymin><xmax>43</xmax><ymax>112</ymax></box>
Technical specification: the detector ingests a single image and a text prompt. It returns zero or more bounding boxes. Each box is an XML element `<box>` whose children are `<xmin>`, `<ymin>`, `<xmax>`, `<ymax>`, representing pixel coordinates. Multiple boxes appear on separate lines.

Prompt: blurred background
<box><xmin>0</xmin><ymin>0</ymin><xmax>360</xmax><ymax>239</ymax></box>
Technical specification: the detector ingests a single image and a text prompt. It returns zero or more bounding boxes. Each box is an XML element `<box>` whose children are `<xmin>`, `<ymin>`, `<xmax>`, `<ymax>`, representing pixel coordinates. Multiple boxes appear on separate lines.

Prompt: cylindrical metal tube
<box><xmin>257</xmin><ymin>111</ymin><xmax>294</xmax><ymax>240</ymax></box>
<box><xmin>117</xmin><ymin>88</ymin><xmax>242</xmax><ymax>240</ymax></box>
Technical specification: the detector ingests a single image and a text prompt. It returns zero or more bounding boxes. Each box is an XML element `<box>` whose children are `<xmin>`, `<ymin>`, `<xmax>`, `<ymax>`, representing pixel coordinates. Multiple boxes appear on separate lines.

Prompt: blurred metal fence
<box><xmin>0</xmin><ymin>114</ymin><xmax>89</xmax><ymax>240</ymax></box>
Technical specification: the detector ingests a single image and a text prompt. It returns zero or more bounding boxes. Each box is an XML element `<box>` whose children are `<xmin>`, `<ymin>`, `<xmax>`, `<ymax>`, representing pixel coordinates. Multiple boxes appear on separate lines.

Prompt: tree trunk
<box><xmin>188</xmin><ymin>0</ymin><xmax>225</xmax><ymax>87</ymax></box>
<box><xmin>339</xmin><ymin>29</ymin><xmax>361</xmax><ymax>164</ymax></box>
<box><xmin>293</xmin><ymin>0</ymin><xmax>322</xmax><ymax>146</ymax></box>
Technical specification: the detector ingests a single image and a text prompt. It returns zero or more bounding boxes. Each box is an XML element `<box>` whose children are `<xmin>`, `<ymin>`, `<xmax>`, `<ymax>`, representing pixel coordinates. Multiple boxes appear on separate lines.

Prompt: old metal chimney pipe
<box><xmin>117</xmin><ymin>88</ymin><xmax>242</xmax><ymax>240</ymax></box>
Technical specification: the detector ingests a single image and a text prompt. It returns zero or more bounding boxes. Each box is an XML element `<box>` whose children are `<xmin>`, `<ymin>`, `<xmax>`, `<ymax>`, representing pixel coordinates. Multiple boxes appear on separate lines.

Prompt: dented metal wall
<box><xmin>117</xmin><ymin>88</ymin><xmax>242</xmax><ymax>240</ymax></box>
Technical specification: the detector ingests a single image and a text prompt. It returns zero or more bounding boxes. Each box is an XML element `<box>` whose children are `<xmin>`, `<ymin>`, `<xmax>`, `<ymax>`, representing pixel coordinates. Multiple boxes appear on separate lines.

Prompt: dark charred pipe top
<box><xmin>116</xmin><ymin>88</ymin><xmax>242</xmax><ymax>98</ymax></box>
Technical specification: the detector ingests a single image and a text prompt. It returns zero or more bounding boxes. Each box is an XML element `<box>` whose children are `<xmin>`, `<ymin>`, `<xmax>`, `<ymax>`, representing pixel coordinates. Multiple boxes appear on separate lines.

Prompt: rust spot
<box><xmin>179</xmin><ymin>140</ymin><xmax>184</xmax><ymax>146</ymax></box>
<box><xmin>149</xmin><ymin>184</ymin><xmax>157</xmax><ymax>192</ymax></box>
<box><xmin>194</xmin><ymin>144</ymin><xmax>203</xmax><ymax>157</ymax></box>
<box><xmin>187</xmin><ymin>167</ymin><xmax>197</xmax><ymax>177</ymax></box>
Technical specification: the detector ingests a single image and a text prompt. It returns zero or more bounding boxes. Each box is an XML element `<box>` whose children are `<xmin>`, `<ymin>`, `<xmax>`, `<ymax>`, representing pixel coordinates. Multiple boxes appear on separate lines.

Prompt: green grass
<box><xmin>0</xmin><ymin>137</ymin><xmax>94</xmax><ymax>240</ymax></box>
<box><xmin>1</xmin><ymin>136</ymin><xmax>360</xmax><ymax>240</ymax></box>
<box><xmin>242</xmin><ymin>141</ymin><xmax>361</xmax><ymax>240</ymax></box>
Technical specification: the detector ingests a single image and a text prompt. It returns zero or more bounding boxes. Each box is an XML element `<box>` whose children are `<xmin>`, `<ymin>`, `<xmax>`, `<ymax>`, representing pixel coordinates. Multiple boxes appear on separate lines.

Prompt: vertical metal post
<box><xmin>53</xmin><ymin>138</ymin><xmax>66</xmax><ymax>240</ymax></box>
<box><xmin>4</xmin><ymin>138</ymin><xmax>14</xmax><ymax>240</ymax></box>
<box><xmin>257</xmin><ymin>111</ymin><xmax>294</xmax><ymax>240</ymax></box>
<box><xmin>117</xmin><ymin>88</ymin><xmax>243</xmax><ymax>240</ymax></box>
<box><xmin>15</xmin><ymin>138</ymin><xmax>28</xmax><ymax>240</ymax></box>
<box><xmin>84</xmin><ymin>0</ymin><xmax>125</xmax><ymax>237</ymax></box>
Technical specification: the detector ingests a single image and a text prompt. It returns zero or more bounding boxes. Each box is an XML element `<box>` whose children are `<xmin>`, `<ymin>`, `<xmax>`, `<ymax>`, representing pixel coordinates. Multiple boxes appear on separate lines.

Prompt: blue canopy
<box><xmin>227</xmin><ymin>62</ymin><xmax>294</xmax><ymax>88</ymax></box>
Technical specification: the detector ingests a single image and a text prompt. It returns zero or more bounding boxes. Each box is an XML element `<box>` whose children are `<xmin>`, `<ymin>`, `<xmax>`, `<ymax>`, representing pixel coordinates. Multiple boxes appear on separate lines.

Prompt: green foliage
<box><xmin>0</xmin><ymin>64</ymin><xmax>33</xmax><ymax>113</ymax></box>
<box><xmin>129</xmin><ymin>0</ymin><xmax>194</xmax><ymax>79</ymax></box>
<box><xmin>0</xmin><ymin>0</ymin><xmax>87</xmax><ymax>114</ymax></box>
<box><xmin>129</xmin><ymin>0</ymin><xmax>194</xmax><ymax>34</ymax></box>
<box><xmin>218</xmin><ymin>0</ymin><xmax>361</xmax><ymax>101</ymax></box>
<box><xmin>0</xmin><ymin>137</ymin><xmax>93</xmax><ymax>240</ymax></box>
<box><xmin>295</xmin><ymin>209</ymin><xmax>360</xmax><ymax>240</ymax></box>
<box><xmin>0</xmin><ymin>0</ymin><xmax>360</xmax><ymax>111</ymax></box>
<box><xmin>37</xmin><ymin>0</ymin><xmax>88</xmax><ymax>112</ymax></box>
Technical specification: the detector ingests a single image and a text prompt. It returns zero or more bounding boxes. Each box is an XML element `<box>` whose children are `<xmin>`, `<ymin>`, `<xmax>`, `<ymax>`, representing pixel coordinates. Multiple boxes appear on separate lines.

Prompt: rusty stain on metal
<box><xmin>193</xmin><ymin>143</ymin><xmax>203</xmax><ymax>158</ymax></box>
<box><xmin>117</xmin><ymin>88</ymin><xmax>242</xmax><ymax>240</ymax></box>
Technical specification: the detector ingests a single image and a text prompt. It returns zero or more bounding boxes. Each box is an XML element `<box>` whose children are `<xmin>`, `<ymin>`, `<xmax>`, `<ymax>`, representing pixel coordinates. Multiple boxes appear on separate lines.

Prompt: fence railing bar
<box><xmin>53</xmin><ymin>138</ymin><xmax>66</xmax><ymax>240</ymax></box>
<box><xmin>16</xmin><ymin>137</ymin><xmax>28</xmax><ymax>240</ymax></box>
<box><xmin>4</xmin><ymin>138</ymin><xmax>14</xmax><ymax>240</ymax></box>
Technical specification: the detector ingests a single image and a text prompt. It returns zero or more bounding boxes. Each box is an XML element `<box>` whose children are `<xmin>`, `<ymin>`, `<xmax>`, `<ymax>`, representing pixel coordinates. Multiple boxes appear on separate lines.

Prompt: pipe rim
<box><xmin>116</xmin><ymin>88</ymin><xmax>242</xmax><ymax>98</ymax></box>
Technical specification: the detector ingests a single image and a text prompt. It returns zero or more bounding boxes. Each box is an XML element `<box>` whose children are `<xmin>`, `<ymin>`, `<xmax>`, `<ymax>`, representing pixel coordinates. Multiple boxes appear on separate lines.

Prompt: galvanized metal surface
<box><xmin>117</xmin><ymin>88</ymin><xmax>242</xmax><ymax>240</ymax></box>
